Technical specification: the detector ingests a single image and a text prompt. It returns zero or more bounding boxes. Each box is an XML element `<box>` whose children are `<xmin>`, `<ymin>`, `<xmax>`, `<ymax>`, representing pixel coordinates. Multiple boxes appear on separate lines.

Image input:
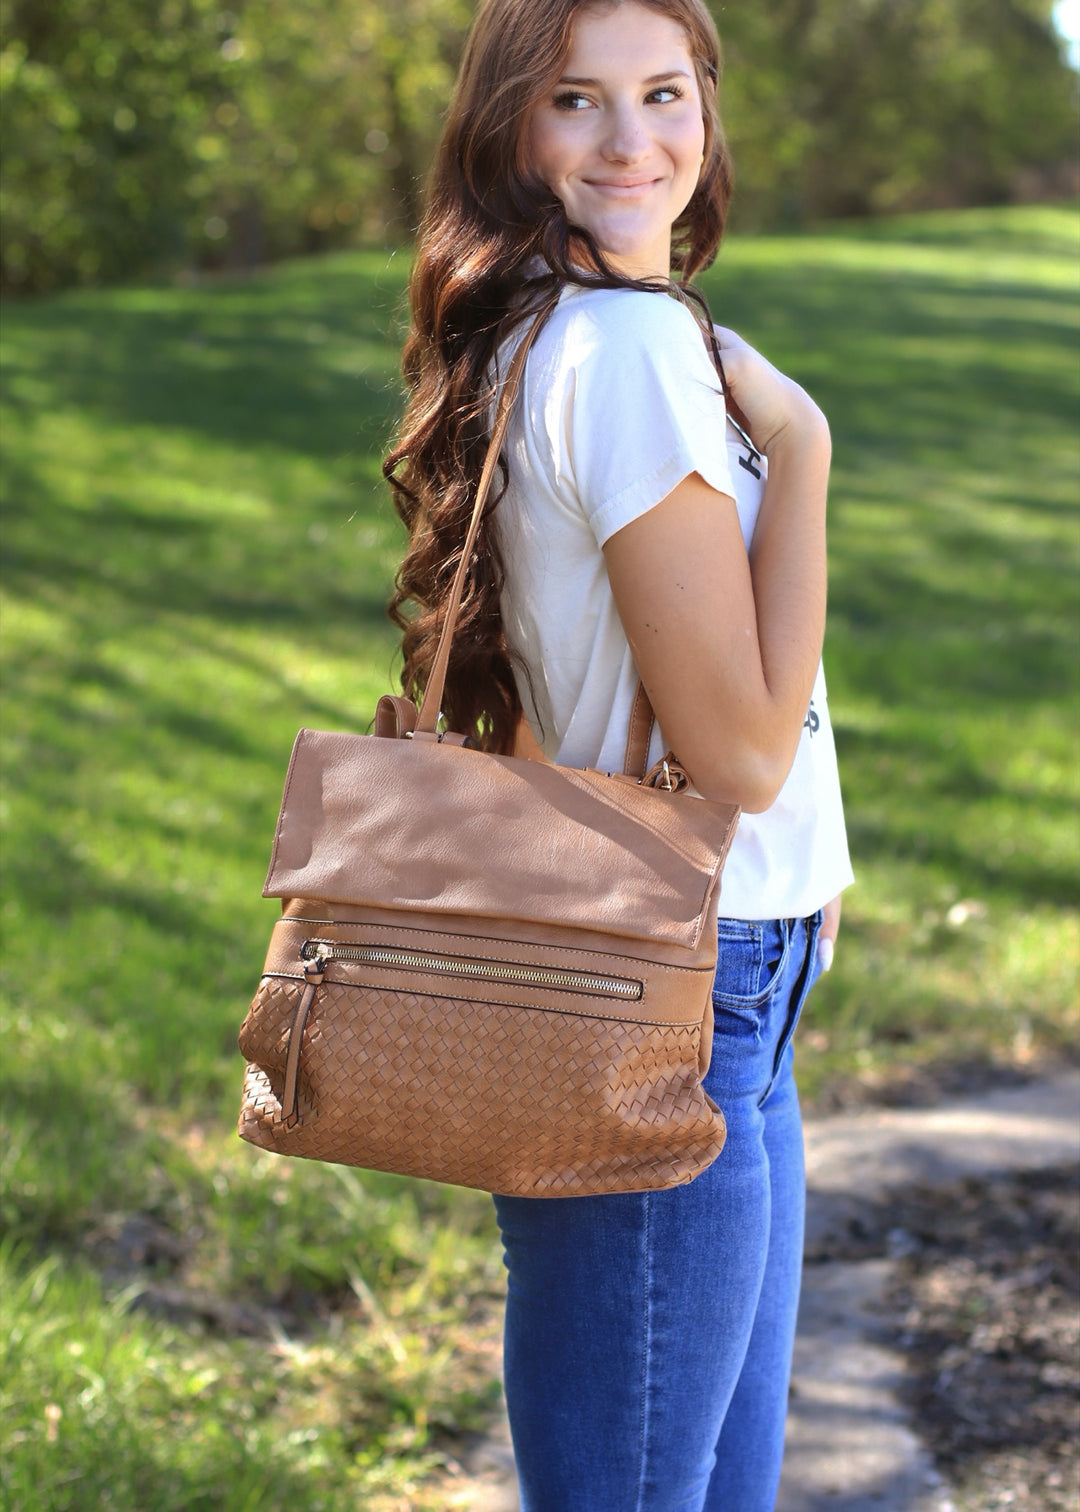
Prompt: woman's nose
<box><xmin>603</xmin><ymin>104</ymin><xmax>650</xmax><ymax>162</ymax></box>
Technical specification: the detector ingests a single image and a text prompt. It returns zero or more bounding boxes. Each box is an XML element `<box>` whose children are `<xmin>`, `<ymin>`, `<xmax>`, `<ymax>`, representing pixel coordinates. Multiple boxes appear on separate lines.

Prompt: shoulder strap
<box><xmin>623</xmin><ymin>679</ymin><xmax>656</xmax><ymax>781</ymax></box>
<box><xmin>414</xmin><ymin>295</ymin><xmax>656</xmax><ymax>778</ymax></box>
<box><xmin>415</xmin><ymin>300</ymin><xmax>556</xmax><ymax>738</ymax></box>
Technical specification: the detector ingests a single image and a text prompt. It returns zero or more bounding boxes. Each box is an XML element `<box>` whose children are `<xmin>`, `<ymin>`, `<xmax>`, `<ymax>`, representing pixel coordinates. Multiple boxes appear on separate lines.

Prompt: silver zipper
<box><xmin>299</xmin><ymin>939</ymin><xmax>641</xmax><ymax>1001</ymax></box>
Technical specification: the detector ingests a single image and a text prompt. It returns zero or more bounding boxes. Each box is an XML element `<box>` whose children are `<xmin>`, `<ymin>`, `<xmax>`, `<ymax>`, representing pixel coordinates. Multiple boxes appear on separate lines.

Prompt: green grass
<box><xmin>701</xmin><ymin>205</ymin><xmax>1079</xmax><ymax>1091</ymax></box>
<box><xmin>2</xmin><ymin>205</ymin><xmax>1078</xmax><ymax>1506</ymax></box>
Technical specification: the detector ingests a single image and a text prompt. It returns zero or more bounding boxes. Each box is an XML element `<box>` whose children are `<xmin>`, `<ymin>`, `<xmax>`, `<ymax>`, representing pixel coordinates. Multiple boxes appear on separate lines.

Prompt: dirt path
<box><xmin>442</xmin><ymin>1069</ymin><xmax>1080</xmax><ymax>1511</ymax></box>
<box><xmin>781</xmin><ymin>1068</ymin><xmax>1079</xmax><ymax>1511</ymax></box>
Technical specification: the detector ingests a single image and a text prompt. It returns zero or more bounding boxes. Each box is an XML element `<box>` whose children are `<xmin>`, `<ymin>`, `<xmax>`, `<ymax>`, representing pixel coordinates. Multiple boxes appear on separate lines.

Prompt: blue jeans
<box><xmin>494</xmin><ymin>912</ymin><xmax>823</xmax><ymax>1512</ymax></box>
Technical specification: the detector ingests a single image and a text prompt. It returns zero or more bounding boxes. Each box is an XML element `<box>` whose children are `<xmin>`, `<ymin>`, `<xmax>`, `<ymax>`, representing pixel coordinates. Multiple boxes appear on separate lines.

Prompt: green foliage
<box><xmin>1</xmin><ymin>0</ymin><xmax>1075</xmax><ymax>292</ymax></box>
<box><xmin>0</xmin><ymin>208</ymin><xmax>1077</xmax><ymax>1501</ymax></box>
<box><xmin>0</xmin><ymin>0</ymin><xmax>471</xmax><ymax>293</ymax></box>
<box><xmin>1</xmin><ymin>0</ymin><xmax>226</xmax><ymax>290</ymax></box>
<box><xmin>717</xmin><ymin>0</ymin><xmax>1078</xmax><ymax>226</ymax></box>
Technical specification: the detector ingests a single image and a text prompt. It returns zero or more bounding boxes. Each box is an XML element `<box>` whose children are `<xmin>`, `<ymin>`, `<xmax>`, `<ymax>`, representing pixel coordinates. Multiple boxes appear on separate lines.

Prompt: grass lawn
<box><xmin>2</xmin><ymin>203</ymin><xmax>1077</xmax><ymax>1508</ymax></box>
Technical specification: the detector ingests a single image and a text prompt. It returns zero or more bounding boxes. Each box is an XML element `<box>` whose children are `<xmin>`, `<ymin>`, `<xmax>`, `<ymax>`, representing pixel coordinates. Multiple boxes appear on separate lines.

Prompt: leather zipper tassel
<box><xmin>280</xmin><ymin>952</ymin><xmax>327</xmax><ymax>1128</ymax></box>
<box><xmin>299</xmin><ymin>939</ymin><xmax>642</xmax><ymax>1002</ymax></box>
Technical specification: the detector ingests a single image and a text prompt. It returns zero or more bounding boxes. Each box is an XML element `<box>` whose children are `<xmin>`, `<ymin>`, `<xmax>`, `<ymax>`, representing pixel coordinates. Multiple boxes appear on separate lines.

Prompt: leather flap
<box><xmin>264</xmin><ymin>729</ymin><xmax>740</xmax><ymax>952</ymax></box>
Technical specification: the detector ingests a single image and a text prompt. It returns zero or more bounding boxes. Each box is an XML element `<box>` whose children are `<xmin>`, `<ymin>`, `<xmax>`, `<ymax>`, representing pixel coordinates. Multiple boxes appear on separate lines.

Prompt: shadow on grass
<box><xmin>833</xmin><ymin>719</ymin><xmax>1075</xmax><ymax>907</ymax></box>
<box><xmin>2</xmin><ymin>1069</ymin><xmax>190</xmax><ymax>1246</ymax></box>
<box><xmin>704</xmin><ymin>262</ymin><xmax>1076</xmax><ymax>455</ymax></box>
<box><xmin>0</xmin><ymin>255</ymin><xmax>408</xmax><ymax>464</ymax></box>
<box><xmin>2</xmin><ymin>455</ymin><xmax>393</xmax><ymax>634</ymax></box>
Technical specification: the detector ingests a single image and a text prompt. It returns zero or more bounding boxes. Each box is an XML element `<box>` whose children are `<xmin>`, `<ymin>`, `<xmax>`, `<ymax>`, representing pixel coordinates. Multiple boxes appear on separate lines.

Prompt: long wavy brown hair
<box><xmin>384</xmin><ymin>0</ymin><xmax>734</xmax><ymax>752</ymax></box>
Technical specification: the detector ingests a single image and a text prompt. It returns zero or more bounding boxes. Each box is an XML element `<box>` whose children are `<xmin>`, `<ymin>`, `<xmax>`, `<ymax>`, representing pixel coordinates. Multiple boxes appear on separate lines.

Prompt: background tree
<box><xmin>0</xmin><ymin>0</ymin><xmax>469</xmax><ymax>292</ymax></box>
<box><xmin>718</xmin><ymin>0</ymin><xmax>1077</xmax><ymax>224</ymax></box>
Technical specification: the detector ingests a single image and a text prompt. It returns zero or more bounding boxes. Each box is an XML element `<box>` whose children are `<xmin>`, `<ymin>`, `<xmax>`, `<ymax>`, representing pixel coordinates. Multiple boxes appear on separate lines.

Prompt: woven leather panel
<box><xmin>238</xmin><ymin>974</ymin><xmax>726</xmax><ymax>1197</ymax></box>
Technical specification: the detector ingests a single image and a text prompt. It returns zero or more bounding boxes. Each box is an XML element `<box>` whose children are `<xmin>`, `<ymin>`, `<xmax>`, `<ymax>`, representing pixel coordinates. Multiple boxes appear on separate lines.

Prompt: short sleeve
<box><xmin>552</xmin><ymin>289</ymin><xmax>736</xmax><ymax>547</ymax></box>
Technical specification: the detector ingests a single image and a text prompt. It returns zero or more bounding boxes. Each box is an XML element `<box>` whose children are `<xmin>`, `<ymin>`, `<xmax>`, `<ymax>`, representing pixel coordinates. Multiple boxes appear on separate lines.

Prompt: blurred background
<box><xmin>1</xmin><ymin>0</ymin><xmax>1076</xmax><ymax>292</ymax></box>
<box><xmin>1</xmin><ymin>4</ymin><xmax>1077</xmax><ymax>1510</ymax></box>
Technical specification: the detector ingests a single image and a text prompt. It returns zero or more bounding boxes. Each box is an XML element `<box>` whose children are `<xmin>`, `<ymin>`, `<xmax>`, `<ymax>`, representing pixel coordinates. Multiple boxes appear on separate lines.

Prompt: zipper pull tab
<box><xmin>281</xmin><ymin>946</ymin><xmax>329</xmax><ymax>1129</ymax></box>
<box><xmin>303</xmin><ymin>952</ymin><xmax>327</xmax><ymax>984</ymax></box>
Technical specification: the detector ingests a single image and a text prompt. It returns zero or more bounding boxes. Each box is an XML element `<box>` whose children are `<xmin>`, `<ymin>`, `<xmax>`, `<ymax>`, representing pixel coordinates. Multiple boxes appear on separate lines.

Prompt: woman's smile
<box><xmin>526</xmin><ymin>2</ymin><xmax>706</xmax><ymax>279</ymax></box>
<box><xmin>586</xmin><ymin>176</ymin><xmax>662</xmax><ymax>193</ymax></box>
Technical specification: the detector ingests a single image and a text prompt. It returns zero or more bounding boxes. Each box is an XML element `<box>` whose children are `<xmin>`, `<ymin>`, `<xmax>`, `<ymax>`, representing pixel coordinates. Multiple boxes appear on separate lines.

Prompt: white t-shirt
<box><xmin>494</xmin><ymin>281</ymin><xmax>854</xmax><ymax>921</ymax></box>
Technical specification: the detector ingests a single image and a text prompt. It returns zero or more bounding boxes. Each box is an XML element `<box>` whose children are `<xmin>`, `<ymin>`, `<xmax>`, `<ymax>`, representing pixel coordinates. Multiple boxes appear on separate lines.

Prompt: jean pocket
<box><xmin>711</xmin><ymin>918</ymin><xmax>792</xmax><ymax>1011</ymax></box>
<box><xmin>759</xmin><ymin>911</ymin><xmax>822</xmax><ymax>1094</ymax></box>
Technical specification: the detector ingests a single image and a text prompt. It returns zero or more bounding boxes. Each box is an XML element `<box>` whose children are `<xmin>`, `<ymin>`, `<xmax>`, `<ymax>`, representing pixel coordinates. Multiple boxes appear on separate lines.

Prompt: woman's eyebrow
<box><xmin>556</xmin><ymin>69</ymin><xmax>693</xmax><ymax>87</ymax></box>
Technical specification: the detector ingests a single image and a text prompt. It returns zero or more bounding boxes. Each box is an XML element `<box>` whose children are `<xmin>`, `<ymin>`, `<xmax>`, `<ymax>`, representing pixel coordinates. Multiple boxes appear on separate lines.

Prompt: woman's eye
<box><xmin>647</xmin><ymin>84</ymin><xmax>684</xmax><ymax>105</ymax></box>
<box><xmin>550</xmin><ymin>82</ymin><xmax>684</xmax><ymax>111</ymax></box>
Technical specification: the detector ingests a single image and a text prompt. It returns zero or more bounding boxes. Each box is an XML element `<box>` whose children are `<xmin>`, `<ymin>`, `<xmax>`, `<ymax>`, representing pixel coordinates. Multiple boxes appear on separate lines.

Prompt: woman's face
<box><xmin>526</xmin><ymin>1</ymin><xmax>706</xmax><ymax>280</ymax></box>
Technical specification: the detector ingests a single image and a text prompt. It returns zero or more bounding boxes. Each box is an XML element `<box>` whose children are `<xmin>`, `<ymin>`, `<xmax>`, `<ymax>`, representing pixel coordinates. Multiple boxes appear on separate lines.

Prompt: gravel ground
<box><xmin>878</xmin><ymin>1164</ymin><xmax>1079</xmax><ymax>1512</ymax></box>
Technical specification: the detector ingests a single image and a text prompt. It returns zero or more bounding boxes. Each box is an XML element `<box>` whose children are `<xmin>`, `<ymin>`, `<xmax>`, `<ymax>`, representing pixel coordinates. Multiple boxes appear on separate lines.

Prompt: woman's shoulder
<box><xmin>500</xmin><ymin>280</ymin><xmax>725</xmax><ymax>453</ymax></box>
<box><xmin>536</xmin><ymin>283</ymin><xmax>711</xmax><ymax>371</ymax></box>
<box><xmin>517</xmin><ymin>284</ymin><xmax>720</xmax><ymax>411</ymax></box>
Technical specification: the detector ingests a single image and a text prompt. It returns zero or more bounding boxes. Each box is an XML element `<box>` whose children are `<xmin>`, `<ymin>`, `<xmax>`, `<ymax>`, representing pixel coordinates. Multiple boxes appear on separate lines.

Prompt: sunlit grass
<box><xmin>1</xmin><ymin>1228</ymin><xmax>501</xmax><ymax>1512</ymax></box>
<box><xmin>2</xmin><ymin>205</ymin><xmax>1077</xmax><ymax>1505</ymax></box>
<box><xmin>697</xmin><ymin>206</ymin><xmax>1079</xmax><ymax>1097</ymax></box>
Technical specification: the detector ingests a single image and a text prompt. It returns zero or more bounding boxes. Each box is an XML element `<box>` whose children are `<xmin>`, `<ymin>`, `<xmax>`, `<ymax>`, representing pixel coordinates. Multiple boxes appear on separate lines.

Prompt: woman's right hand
<box><xmin>712</xmin><ymin>325</ymin><xmax>830</xmax><ymax>460</ymax></box>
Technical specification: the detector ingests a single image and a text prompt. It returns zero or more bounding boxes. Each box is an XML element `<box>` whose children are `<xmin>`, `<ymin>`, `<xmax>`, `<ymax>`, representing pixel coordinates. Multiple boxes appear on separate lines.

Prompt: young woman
<box><xmin>385</xmin><ymin>1</ymin><xmax>853</xmax><ymax>1506</ymax></box>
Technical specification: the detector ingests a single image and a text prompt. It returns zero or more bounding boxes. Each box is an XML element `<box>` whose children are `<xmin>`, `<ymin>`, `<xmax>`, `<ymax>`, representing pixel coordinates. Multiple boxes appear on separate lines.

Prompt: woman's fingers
<box><xmin>712</xmin><ymin>324</ymin><xmax>828</xmax><ymax>457</ymax></box>
<box><xmin>817</xmin><ymin>893</ymin><xmax>843</xmax><ymax>971</ymax></box>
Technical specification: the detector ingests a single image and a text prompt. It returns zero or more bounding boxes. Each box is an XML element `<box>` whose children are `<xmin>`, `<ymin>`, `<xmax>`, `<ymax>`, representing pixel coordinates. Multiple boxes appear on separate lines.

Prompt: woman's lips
<box><xmin>583</xmin><ymin>177</ymin><xmax>659</xmax><ymax>196</ymax></box>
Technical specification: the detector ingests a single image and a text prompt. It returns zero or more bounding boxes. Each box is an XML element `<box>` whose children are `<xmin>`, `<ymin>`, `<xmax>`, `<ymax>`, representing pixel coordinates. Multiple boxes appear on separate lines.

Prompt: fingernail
<box><xmin>817</xmin><ymin>937</ymin><xmax>834</xmax><ymax>972</ymax></box>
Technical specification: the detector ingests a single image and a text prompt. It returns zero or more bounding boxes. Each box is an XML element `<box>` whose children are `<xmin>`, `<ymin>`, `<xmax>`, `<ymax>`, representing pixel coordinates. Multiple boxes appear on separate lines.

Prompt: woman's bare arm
<box><xmin>602</xmin><ymin>330</ymin><xmax>831</xmax><ymax>812</ymax></box>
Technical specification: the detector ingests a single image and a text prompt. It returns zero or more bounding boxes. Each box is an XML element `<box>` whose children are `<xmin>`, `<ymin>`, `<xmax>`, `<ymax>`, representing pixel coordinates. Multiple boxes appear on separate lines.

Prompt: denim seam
<box><xmin>759</xmin><ymin>913</ymin><xmax>821</xmax><ymax>1107</ymax></box>
<box><xmin>635</xmin><ymin>1192</ymin><xmax>652</xmax><ymax>1512</ymax></box>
